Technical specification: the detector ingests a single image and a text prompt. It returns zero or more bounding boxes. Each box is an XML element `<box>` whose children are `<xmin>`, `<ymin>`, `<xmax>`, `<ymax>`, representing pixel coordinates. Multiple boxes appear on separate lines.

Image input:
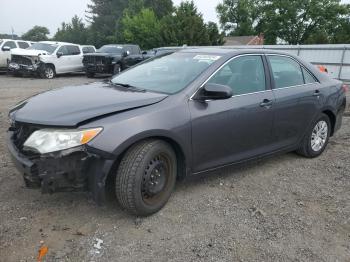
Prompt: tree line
<box><xmin>19</xmin><ymin>0</ymin><xmax>350</xmax><ymax>49</ymax></box>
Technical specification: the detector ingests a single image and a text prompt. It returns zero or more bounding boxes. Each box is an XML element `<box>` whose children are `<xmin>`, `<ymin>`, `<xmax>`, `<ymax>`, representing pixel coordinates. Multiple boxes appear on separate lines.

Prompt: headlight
<box><xmin>23</xmin><ymin>128</ymin><xmax>102</xmax><ymax>154</ymax></box>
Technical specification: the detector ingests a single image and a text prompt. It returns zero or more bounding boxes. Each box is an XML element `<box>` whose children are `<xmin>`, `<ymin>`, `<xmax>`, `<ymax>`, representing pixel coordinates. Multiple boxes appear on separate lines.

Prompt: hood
<box><xmin>11</xmin><ymin>82</ymin><xmax>168</xmax><ymax>127</ymax></box>
<box><xmin>84</xmin><ymin>52</ymin><xmax>122</xmax><ymax>58</ymax></box>
<box><xmin>11</xmin><ymin>48</ymin><xmax>49</xmax><ymax>56</ymax></box>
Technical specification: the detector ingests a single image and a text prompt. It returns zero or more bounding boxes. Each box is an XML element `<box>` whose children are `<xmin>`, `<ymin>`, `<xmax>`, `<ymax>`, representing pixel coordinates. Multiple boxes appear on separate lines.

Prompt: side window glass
<box><xmin>82</xmin><ymin>46</ymin><xmax>95</xmax><ymax>54</ymax></box>
<box><xmin>18</xmin><ymin>42</ymin><xmax>29</xmax><ymax>49</ymax></box>
<box><xmin>208</xmin><ymin>55</ymin><xmax>266</xmax><ymax>96</ymax></box>
<box><xmin>302</xmin><ymin>67</ymin><xmax>317</xmax><ymax>84</ymax></box>
<box><xmin>124</xmin><ymin>46</ymin><xmax>133</xmax><ymax>54</ymax></box>
<box><xmin>57</xmin><ymin>46</ymin><xmax>69</xmax><ymax>55</ymax></box>
<box><xmin>4</xmin><ymin>41</ymin><xmax>17</xmax><ymax>49</ymax></box>
<box><xmin>268</xmin><ymin>56</ymin><xmax>304</xmax><ymax>89</ymax></box>
<box><xmin>132</xmin><ymin>46</ymin><xmax>140</xmax><ymax>54</ymax></box>
<box><xmin>67</xmin><ymin>45</ymin><xmax>81</xmax><ymax>55</ymax></box>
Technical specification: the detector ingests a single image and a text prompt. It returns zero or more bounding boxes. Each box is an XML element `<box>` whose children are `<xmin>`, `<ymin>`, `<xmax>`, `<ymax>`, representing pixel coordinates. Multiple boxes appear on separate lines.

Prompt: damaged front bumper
<box><xmin>7</xmin><ymin>61</ymin><xmax>42</xmax><ymax>75</ymax></box>
<box><xmin>84</xmin><ymin>63</ymin><xmax>114</xmax><ymax>74</ymax></box>
<box><xmin>7</xmin><ymin>131</ymin><xmax>115</xmax><ymax>204</ymax></box>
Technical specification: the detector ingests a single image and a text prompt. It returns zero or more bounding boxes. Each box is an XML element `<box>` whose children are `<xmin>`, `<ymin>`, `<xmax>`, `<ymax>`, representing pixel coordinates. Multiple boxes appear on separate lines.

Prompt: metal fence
<box><xmin>221</xmin><ymin>44</ymin><xmax>350</xmax><ymax>81</ymax></box>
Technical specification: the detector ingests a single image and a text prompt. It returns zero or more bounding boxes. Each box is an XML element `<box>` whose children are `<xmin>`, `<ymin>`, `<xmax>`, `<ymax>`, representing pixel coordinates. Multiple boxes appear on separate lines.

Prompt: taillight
<box><xmin>342</xmin><ymin>84</ymin><xmax>349</xmax><ymax>93</ymax></box>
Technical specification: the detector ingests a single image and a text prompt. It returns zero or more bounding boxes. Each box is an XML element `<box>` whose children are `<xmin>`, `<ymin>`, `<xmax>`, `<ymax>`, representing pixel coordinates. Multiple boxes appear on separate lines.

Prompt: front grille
<box><xmin>11</xmin><ymin>55</ymin><xmax>33</xmax><ymax>66</ymax></box>
<box><xmin>83</xmin><ymin>56</ymin><xmax>108</xmax><ymax>65</ymax></box>
<box><xmin>10</xmin><ymin>122</ymin><xmax>39</xmax><ymax>155</ymax></box>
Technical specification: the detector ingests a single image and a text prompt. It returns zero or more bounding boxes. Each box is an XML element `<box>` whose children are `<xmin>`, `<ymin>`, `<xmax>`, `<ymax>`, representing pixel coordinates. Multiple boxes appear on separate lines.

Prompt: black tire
<box><xmin>113</xmin><ymin>64</ymin><xmax>121</xmax><ymax>75</ymax></box>
<box><xmin>86</xmin><ymin>72</ymin><xmax>95</xmax><ymax>78</ymax></box>
<box><xmin>115</xmin><ymin>140</ymin><xmax>177</xmax><ymax>216</ymax></box>
<box><xmin>40</xmin><ymin>64</ymin><xmax>55</xmax><ymax>79</ymax></box>
<box><xmin>296</xmin><ymin>113</ymin><xmax>331</xmax><ymax>158</ymax></box>
<box><xmin>13</xmin><ymin>72</ymin><xmax>23</xmax><ymax>77</ymax></box>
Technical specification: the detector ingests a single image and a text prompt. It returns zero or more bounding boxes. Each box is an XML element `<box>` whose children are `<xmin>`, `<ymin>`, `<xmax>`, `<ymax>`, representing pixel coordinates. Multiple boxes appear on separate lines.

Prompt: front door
<box><xmin>55</xmin><ymin>45</ymin><xmax>71</xmax><ymax>73</ymax></box>
<box><xmin>190</xmin><ymin>55</ymin><xmax>275</xmax><ymax>172</ymax></box>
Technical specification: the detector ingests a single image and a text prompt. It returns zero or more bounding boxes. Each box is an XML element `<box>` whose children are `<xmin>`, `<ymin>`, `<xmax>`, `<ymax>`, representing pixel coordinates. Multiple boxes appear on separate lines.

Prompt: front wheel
<box><xmin>115</xmin><ymin>140</ymin><xmax>177</xmax><ymax>216</ymax></box>
<box><xmin>113</xmin><ymin>64</ymin><xmax>121</xmax><ymax>75</ymax></box>
<box><xmin>40</xmin><ymin>64</ymin><xmax>55</xmax><ymax>79</ymax></box>
<box><xmin>296</xmin><ymin>114</ymin><xmax>331</xmax><ymax>158</ymax></box>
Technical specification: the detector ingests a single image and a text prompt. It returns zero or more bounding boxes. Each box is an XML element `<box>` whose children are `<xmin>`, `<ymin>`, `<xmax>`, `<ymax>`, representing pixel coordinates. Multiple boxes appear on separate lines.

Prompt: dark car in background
<box><xmin>82</xmin><ymin>44</ymin><xmax>145</xmax><ymax>77</ymax></box>
<box><xmin>7</xmin><ymin>49</ymin><xmax>347</xmax><ymax>216</ymax></box>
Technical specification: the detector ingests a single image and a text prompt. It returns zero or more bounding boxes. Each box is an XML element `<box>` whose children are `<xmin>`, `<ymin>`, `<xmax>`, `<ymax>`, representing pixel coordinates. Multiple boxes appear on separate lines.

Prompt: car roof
<box><xmin>0</xmin><ymin>39</ymin><xmax>30</xmax><ymax>42</ymax></box>
<box><xmin>39</xmin><ymin>41</ymin><xmax>80</xmax><ymax>46</ymax></box>
<box><xmin>178</xmin><ymin>47</ymin><xmax>294</xmax><ymax>57</ymax></box>
<box><xmin>103</xmin><ymin>44</ymin><xmax>137</xmax><ymax>47</ymax></box>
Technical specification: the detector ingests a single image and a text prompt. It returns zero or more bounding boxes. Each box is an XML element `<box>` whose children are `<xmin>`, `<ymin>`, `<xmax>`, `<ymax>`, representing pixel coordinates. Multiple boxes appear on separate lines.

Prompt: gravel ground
<box><xmin>0</xmin><ymin>74</ymin><xmax>349</xmax><ymax>262</ymax></box>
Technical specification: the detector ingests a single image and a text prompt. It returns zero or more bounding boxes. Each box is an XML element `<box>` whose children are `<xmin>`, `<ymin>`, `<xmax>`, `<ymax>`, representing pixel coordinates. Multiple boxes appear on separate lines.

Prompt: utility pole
<box><xmin>11</xmin><ymin>27</ymin><xmax>14</xmax><ymax>39</ymax></box>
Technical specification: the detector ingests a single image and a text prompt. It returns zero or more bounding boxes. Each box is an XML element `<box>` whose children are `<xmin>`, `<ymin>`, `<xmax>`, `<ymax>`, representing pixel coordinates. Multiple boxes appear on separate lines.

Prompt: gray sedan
<box><xmin>7</xmin><ymin>48</ymin><xmax>347</xmax><ymax>216</ymax></box>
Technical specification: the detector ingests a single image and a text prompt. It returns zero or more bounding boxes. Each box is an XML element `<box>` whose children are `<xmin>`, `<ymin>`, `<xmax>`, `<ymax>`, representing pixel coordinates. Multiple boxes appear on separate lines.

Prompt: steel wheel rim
<box><xmin>45</xmin><ymin>68</ymin><xmax>54</xmax><ymax>79</ymax></box>
<box><xmin>141</xmin><ymin>153</ymin><xmax>172</xmax><ymax>206</ymax></box>
<box><xmin>311</xmin><ymin>120</ymin><xmax>328</xmax><ymax>152</ymax></box>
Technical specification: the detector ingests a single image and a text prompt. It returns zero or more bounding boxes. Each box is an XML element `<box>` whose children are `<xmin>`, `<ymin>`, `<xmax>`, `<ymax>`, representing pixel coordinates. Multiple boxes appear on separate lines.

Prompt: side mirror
<box><xmin>142</xmin><ymin>51</ymin><xmax>147</xmax><ymax>55</ymax></box>
<box><xmin>56</xmin><ymin>52</ymin><xmax>63</xmax><ymax>58</ymax></box>
<box><xmin>123</xmin><ymin>50</ymin><xmax>130</xmax><ymax>57</ymax></box>
<box><xmin>2</xmin><ymin>46</ymin><xmax>11</xmax><ymax>52</ymax></box>
<box><xmin>193</xmin><ymin>83</ymin><xmax>233</xmax><ymax>101</ymax></box>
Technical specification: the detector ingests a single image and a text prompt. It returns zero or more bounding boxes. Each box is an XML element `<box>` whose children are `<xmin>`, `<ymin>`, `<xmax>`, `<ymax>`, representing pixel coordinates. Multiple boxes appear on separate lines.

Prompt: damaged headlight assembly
<box><xmin>23</xmin><ymin>128</ymin><xmax>102</xmax><ymax>154</ymax></box>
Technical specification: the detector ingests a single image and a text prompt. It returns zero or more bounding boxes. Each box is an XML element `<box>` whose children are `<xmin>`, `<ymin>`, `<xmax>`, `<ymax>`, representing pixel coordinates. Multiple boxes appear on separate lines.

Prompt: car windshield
<box><xmin>98</xmin><ymin>46</ymin><xmax>123</xmax><ymax>54</ymax></box>
<box><xmin>111</xmin><ymin>52</ymin><xmax>220</xmax><ymax>94</ymax></box>
<box><xmin>28</xmin><ymin>43</ymin><xmax>58</xmax><ymax>54</ymax></box>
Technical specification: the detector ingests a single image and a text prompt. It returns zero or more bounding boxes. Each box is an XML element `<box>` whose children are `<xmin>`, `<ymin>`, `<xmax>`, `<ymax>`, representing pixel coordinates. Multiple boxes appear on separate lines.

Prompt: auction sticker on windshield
<box><xmin>193</xmin><ymin>55</ymin><xmax>221</xmax><ymax>61</ymax></box>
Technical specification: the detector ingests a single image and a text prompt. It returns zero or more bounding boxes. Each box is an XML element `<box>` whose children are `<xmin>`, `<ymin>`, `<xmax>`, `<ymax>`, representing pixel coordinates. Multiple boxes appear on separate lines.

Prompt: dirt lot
<box><xmin>0</xmin><ymin>74</ymin><xmax>349</xmax><ymax>262</ymax></box>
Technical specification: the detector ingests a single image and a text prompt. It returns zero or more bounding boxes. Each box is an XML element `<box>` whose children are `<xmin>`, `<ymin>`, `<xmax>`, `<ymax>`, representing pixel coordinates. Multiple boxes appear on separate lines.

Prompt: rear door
<box><xmin>267</xmin><ymin>55</ymin><xmax>321</xmax><ymax>149</ymax></box>
<box><xmin>190</xmin><ymin>54</ymin><xmax>275</xmax><ymax>172</ymax></box>
<box><xmin>67</xmin><ymin>45</ymin><xmax>83</xmax><ymax>72</ymax></box>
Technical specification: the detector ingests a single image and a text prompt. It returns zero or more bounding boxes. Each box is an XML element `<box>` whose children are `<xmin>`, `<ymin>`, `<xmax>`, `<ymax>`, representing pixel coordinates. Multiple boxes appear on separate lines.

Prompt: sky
<box><xmin>0</xmin><ymin>0</ymin><xmax>349</xmax><ymax>37</ymax></box>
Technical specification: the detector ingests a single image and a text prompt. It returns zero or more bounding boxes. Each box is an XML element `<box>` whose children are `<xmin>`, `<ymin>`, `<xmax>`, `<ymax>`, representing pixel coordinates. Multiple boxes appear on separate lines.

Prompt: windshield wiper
<box><xmin>109</xmin><ymin>81</ymin><xmax>147</xmax><ymax>92</ymax></box>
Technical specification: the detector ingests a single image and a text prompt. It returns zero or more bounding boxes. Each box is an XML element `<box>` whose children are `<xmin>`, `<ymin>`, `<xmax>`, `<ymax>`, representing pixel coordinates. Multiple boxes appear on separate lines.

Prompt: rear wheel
<box><xmin>86</xmin><ymin>72</ymin><xmax>95</xmax><ymax>78</ymax></box>
<box><xmin>115</xmin><ymin>140</ymin><xmax>177</xmax><ymax>216</ymax></box>
<box><xmin>40</xmin><ymin>64</ymin><xmax>55</xmax><ymax>79</ymax></box>
<box><xmin>296</xmin><ymin>113</ymin><xmax>331</xmax><ymax>158</ymax></box>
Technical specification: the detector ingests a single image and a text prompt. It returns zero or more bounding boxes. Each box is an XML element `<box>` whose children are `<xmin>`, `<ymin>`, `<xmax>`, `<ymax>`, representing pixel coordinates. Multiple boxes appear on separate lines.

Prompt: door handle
<box><xmin>313</xmin><ymin>90</ymin><xmax>320</xmax><ymax>96</ymax></box>
<box><xmin>260</xmin><ymin>99</ymin><xmax>273</xmax><ymax>108</ymax></box>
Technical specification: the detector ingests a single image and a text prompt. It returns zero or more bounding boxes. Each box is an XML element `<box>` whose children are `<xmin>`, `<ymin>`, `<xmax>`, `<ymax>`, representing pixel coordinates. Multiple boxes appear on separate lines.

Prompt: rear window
<box><xmin>67</xmin><ymin>45</ymin><xmax>81</xmax><ymax>55</ymax></box>
<box><xmin>82</xmin><ymin>46</ymin><xmax>95</xmax><ymax>54</ymax></box>
<box><xmin>18</xmin><ymin>41</ymin><xmax>30</xmax><ymax>49</ymax></box>
<box><xmin>302</xmin><ymin>67</ymin><xmax>317</xmax><ymax>84</ymax></box>
<box><xmin>268</xmin><ymin>56</ymin><xmax>304</xmax><ymax>89</ymax></box>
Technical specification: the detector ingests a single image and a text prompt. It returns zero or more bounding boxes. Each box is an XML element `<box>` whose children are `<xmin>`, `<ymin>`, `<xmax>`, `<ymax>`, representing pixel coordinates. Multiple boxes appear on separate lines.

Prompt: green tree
<box><xmin>161</xmin><ymin>1</ymin><xmax>210</xmax><ymax>46</ymax></box>
<box><xmin>22</xmin><ymin>26</ymin><xmax>50</xmax><ymax>41</ymax></box>
<box><xmin>216</xmin><ymin>0</ymin><xmax>350</xmax><ymax>45</ymax></box>
<box><xmin>330</xmin><ymin>18</ymin><xmax>350</xmax><ymax>43</ymax></box>
<box><xmin>86</xmin><ymin>0</ymin><xmax>129</xmax><ymax>47</ymax></box>
<box><xmin>216</xmin><ymin>0</ymin><xmax>258</xmax><ymax>36</ymax></box>
<box><xmin>206</xmin><ymin>22</ymin><xmax>225</xmax><ymax>45</ymax></box>
<box><xmin>121</xmin><ymin>8</ymin><xmax>162</xmax><ymax>49</ymax></box>
<box><xmin>144</xmin><ymin>0</ymin><xmax>173</xmax><ymax>17</ymax></box>
<box><xmin>54</xmin><ymin>15</ymin><xmax>89</xmax><ymax>44</ymax></box>
<box><xmin>256</xmin><ymin>0</ymin><xmax>350</xmax><ymax>44</ymax></box>
<box><xmin>87</xmin><ymin>0</ymin><xmax>174</xmax><ymax>47</ymax></box>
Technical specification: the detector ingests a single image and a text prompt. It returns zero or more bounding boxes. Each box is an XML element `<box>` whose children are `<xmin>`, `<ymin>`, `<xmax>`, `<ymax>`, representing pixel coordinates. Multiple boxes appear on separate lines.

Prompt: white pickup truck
<box><xmin>8</xmin><ymin>41</ymin><xmax>84</xmax><ymax>78</ymax></box>
<box><xmin>0</xmin><ymin>39</ymin><xmax>32</xmax><ymax>70</ymax></box>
